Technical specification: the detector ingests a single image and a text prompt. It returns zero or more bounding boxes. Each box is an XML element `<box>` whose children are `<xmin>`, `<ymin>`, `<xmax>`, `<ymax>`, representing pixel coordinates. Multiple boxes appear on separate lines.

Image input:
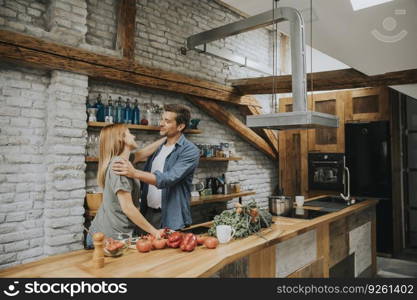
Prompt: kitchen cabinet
<box><xmin>278</xmin><ymin>97</ymin><xmax>309</xmax><ymax>196</ymax></box>
<box><xmin>308</xmin><ymin>91</ymin><xmax>347</xmax><ymax>153</ymax></box>
<box><xmin>345</xmin><ymin>87</ymin><xmax>390</xmax><ymax>122</ymax></box>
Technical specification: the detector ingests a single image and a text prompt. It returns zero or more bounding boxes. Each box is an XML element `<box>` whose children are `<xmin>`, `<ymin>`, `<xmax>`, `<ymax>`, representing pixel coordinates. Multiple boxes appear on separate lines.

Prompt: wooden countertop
<box><xmin>0</xmin><ymin>198</ymin><xmax>378</xmax><ymax>278</ymax></box>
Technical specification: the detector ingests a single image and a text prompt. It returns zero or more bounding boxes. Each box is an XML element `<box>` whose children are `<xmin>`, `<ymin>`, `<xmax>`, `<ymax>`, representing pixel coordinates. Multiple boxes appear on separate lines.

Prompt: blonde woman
<box><xmin>86</xmin><ymin>124</ymin><xmax>166</xmax><ymax>248</ymax></box>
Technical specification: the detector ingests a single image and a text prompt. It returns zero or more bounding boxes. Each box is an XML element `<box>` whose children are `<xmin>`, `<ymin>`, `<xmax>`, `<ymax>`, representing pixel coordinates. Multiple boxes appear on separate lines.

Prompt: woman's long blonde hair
<box><xmin>97</xmin><ymin>124</ymin><xmax>128</xmax><ymax>188</ymax></box>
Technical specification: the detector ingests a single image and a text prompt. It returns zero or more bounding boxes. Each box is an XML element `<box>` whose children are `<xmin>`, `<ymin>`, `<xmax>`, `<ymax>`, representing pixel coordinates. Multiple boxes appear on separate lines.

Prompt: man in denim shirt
<box><xmin>113</xmin><ymin>104</ymin><xmax>200</xmax><ymax>230</ymax></box>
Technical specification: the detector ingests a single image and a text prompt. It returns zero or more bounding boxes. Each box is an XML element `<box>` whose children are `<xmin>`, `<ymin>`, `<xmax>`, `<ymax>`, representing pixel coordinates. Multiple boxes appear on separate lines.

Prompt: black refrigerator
<box><xmin>345</xmin><ymin>121</ymin><xmax>393</xmax><ymax>254</ymax></box>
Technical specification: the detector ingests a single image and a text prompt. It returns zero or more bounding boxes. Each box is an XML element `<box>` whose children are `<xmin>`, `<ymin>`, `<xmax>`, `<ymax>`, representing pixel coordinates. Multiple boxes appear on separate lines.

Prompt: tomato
<box><xmin>152</xmin><ymin>238</ymin><xmax>167</xmax><ymax>250</ymax></box>
<box><xmin>106</xmin><ymin>244</ymin><xmax>117</xmax><ymax>252</ymax></box>
<box><xmin>167</xmin><ymin>240</ymin><xmax>181</xmax><ymax>248</ymax></box>
<box><xmin>143</xmin><ymin>234</ymin><xmax>155</xmax><ymax>241</ymax></box>
<box><xmin>204</xmin><ymin>237</ymin><xmax>219</xmax><ymax>249</ymax></box>
<box><xmin>180</xmin><ymin>233</ymin><xmax>197</xmax><ymax>252</ymax></box>
<box><xmin>136</xmin><ymin>239</ymin><xmax>152</xmax><ymax>253</ymax></box>
<box><xmin>196</xmin><ymin>235</ymin><xmax>208</xmax><ymax>245</ymax></box>
<box><xmin>114</xmin><ymin>241</ymin><xmax>124</xmax><ymax>250</ymax></box>
<box><xmin>167</xmin><ymin>231</ymin><xmax>182</xmax><ymax>242</ymax></box>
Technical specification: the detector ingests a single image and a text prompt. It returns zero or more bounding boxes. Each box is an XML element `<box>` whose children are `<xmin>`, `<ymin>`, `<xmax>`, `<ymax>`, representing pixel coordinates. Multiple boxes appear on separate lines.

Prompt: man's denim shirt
<box><xmin>140</xmin><ymin>134</ymin><xmax>200</xmax><ymax>230</ymax></box>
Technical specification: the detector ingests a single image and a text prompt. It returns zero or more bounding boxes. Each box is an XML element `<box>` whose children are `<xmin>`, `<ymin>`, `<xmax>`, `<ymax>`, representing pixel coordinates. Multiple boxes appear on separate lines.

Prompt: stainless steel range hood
<box><xmin>187</xmin><ymin>7</ymin><xmax>339</xmax><ymax>130</ymax></box>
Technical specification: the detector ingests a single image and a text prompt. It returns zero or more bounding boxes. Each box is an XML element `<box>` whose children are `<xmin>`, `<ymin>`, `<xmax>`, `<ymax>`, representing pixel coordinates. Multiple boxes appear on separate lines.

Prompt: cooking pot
<box><xmin>269</xmin><ymin>196</ymin><xmax>293</xmax><ymax>216</ymax></box>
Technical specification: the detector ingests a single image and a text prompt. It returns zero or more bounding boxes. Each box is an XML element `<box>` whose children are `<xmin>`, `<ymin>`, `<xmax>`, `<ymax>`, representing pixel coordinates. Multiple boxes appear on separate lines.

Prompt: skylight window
<box><xmin>350</xmin><ymin>0</ymin><xmax>394</xmax><ymax>11</ymax></box>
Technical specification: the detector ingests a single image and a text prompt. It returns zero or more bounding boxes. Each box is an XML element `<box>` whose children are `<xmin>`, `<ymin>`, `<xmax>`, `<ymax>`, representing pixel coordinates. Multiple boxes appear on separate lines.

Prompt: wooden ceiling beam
<box><xmin>116</xmin><ymin>0</ymin><xmax>136</xmax><ymax>60</ymax></box>
<box><xmin>239</xmin><ymin>100</ymin><xmax>279</xmax><ymax>155</ymax></box>
<box><xmin>229</xmin><ymin>68</ymin><xmax>417</xmax><ymax>94</ymax></box>
<box><xmin>186</xmin><ymin>95</ymin><xmax>277</xmax><ymax>160</ymax></box>
<box><xmin>0</xmin><ymin>29</ymin><xmax>259</xmax><ymax>107</ymax></box>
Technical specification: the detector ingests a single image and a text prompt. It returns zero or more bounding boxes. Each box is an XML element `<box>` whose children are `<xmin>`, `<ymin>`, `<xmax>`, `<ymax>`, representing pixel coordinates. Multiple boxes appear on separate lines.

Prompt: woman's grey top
<box><xmin>89</xmin><ymin>156</ymin><xmax>140</xmax><ymax>238</ymax></box>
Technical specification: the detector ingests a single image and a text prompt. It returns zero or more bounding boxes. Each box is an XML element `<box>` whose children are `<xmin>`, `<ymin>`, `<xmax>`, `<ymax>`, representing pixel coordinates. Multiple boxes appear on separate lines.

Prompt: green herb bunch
<box><xmin>208</xmin><ymin>200</ymin><xmax>273</xmax><ymax>238</ymax></box>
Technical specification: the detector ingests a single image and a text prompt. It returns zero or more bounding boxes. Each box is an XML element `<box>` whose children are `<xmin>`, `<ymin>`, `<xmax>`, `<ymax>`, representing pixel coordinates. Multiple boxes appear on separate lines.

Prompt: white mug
<box><xmin>216</xmin><ymin>225</ymin><xmax>236</xmax><ymax>243</ymax></box>
<box><xmin>295</xmin><ymin>195</ymin><xmax>305</xmax><ymax>207</ymax></box>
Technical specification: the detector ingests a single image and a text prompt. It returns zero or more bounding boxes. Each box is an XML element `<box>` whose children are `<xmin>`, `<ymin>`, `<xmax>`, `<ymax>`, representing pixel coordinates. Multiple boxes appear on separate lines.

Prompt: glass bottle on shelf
<box><xmin>154</xmin><ymin>104</ymin><xmax>163</xmax><ymax>126</ymax></box>
<box><xmin>115</xmin><ymin>97</ymin><xmax>124</xmax><ymax>124</ymax></box>
<box><xmin>105</xmin><ymin>96</ymin><xmax>114</xmax><ymax>123</ymax></box>
<box><xmin>124</xmin><ymin>98</ymin><xmax>132</xmax><ymax>124</ymax></box>
<box><xmin>95</xmin><ymin>93</ymin><xmax>105</xmax><ymax>122</ymax></box>
<box><xmin>132</xmin><ymin>99</ymin><xmax>140</xmax><ymax>125</ymax></box>
<box><xmin>141</xmin><ymin>103</ymin><xmax>150</xmax><ymax>126</ymax></box>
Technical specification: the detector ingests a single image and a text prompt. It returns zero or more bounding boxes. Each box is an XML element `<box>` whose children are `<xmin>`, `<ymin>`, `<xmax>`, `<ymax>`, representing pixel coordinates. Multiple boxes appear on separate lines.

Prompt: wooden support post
<box><xmin>248</xmin><ymin>245</ymin><xmax>276</xmax><ymax>277</ymax></box>
<box><xmin>317</xmin><ymin>224</ymin><xmax>330</xmax><ymax>278</ymax></box>
<box><xmin>240</xmin><ymin>103</ymin><xmax>279</xmax><ymax>155</ymax></box>
<box><xmin>116</xmin><ymin>0</ymin><xmax>136</xmax><ymax>60</ymax></box>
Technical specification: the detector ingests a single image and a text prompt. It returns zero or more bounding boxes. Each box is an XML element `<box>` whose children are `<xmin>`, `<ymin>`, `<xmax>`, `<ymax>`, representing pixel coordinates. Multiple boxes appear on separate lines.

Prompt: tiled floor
<box><xmin>377</xmin><ymin>255</ymin><xmax>417</xmax><ymax>278</ymax></box>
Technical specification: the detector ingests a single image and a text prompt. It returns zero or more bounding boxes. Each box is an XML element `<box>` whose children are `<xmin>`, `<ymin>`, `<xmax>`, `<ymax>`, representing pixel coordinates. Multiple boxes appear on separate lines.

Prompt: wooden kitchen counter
<box><xmin>0</xmin><ymin>198</ymin><xmax>378</xmax><ymax>278</ymax></box>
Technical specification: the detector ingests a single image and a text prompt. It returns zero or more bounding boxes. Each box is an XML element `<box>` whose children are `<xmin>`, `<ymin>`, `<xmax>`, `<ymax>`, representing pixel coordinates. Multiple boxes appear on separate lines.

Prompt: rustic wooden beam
<box><xmin>229</xmin><ymin>68</ymin><xmax>417</xmax><ymax>94</ymax></box>
<box><xmin>116</xmin><ymin>0</ymin><xmax>136</xmax><ymax>60</ymax></box>
<box><xmin>186</xmin><ymin>96</ymin><xmax>277</xmax><ymax>160</ymax></box>
<box><xmin>0</xmin><ymin>29</ymin><xmax>259</xmax><ymax>107</ymax></box>
<box><xmin>239</xmin><ymin>103</ymin><xmax>279</xmax><ymax>155</ymax></box>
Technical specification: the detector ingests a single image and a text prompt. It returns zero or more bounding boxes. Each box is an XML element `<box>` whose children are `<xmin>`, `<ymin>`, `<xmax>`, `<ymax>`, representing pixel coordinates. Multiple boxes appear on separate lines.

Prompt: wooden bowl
<box><xmin>86</xmin><ymin>193</ymin><xmax>103</xmax><ymax>212</ymax></box>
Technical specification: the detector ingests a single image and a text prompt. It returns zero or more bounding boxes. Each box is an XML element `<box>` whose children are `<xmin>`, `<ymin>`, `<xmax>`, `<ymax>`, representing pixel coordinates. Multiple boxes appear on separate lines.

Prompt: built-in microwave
<box><xmin>308</xmin><ymin>153</ymin><xmax>345</xmax><ymax>191</ymax></box>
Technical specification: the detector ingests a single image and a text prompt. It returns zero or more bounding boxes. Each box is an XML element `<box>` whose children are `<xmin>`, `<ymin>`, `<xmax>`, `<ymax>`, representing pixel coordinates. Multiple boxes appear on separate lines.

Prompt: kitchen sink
<box><xmin>305</xmin><ymin>196</ymin><xmax>365</xmax><ymax>212</ymax></box>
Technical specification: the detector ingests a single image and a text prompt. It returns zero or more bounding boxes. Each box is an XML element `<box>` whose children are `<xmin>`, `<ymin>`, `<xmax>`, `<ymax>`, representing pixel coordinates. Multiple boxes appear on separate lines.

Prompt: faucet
<box><xmin>340</xmin><ymin>165</ymin><xmax>352</xmax><ymax>205</ymax></box>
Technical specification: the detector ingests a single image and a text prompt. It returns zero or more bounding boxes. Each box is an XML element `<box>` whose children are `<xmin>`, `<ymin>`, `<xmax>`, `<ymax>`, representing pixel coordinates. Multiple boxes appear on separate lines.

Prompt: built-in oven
<box><xmin>308</xmin><ymin>153</ymin><xmax>345</xmax><ymax>191</ymax></box>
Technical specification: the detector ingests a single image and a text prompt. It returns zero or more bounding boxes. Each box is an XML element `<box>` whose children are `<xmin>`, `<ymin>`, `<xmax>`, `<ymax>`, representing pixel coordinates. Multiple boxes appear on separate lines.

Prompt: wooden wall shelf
<box><xmin>87</xmin><ymin>121</ymin><xmax>202</xmax><ymax>134</ymax></box>
<box><xmin>85</xmin><ymin>156</ymin><xmax>99</xmax><ymax>162</ymax></box>
<box><xmin>190</xmin><ymin>191</ymin><xmax>256</xmax><ymax>206</ymax></box>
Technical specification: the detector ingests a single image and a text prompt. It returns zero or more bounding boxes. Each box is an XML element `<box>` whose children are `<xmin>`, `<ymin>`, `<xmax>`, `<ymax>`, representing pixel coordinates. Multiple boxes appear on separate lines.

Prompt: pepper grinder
<box><xmin>92</xmin><ymin>232</ymin><xmax>105</xmax><ymax>268</ymax></box>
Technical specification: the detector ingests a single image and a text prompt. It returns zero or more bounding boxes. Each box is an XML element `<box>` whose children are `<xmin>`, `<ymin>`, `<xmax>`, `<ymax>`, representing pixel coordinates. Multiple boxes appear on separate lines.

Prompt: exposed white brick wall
<box><xmin>85</xmin><ymin>0</ymin><xmax>117</xmax><ymax>50</ymax></box>
<box><xmin>0</xmin><ymin>0</ymin><xmax>119</xmax><ymax>57</ymax></box>
<box><xmin>0</xmin><ymin>0</ymin><xmax>49</xmax><ymax>30</ymax></box>
<box><xmin>0</xmin><ymin>65</ymin><xmax>49</xmax><ymax>268</ymax></box>
<box><xmin>136</xmin><ymin>0</ymin><xmax>272</xmax><ymax>85</ymax></box>
<box><xmin>0</xmin><ymin>65</ymin><xmax>88</xmax><ymax>268</ymax></box>
<box><xmin>43</xmin><ymin>70</ymin><xmax>88</xmax><ymax>256</ymax></box>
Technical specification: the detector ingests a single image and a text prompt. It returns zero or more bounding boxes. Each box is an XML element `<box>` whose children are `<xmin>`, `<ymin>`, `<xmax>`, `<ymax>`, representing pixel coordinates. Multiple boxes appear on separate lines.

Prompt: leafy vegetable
<box><xmin>208</xmin><ymin>200</ymin><xmax>273</xmax><ymax>239</ymax></box>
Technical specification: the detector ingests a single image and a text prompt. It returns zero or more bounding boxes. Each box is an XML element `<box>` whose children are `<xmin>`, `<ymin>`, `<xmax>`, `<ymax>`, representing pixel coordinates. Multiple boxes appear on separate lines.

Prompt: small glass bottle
<box><xmin>124</xmin><ymin>98</ymin><xmax>132</xmax><ymax>124</ymax></box>
<box><xmin>115</xmin><ymin>97</ymin><xmax>124</xmax><ymax>124</ymax></box>
<box><xmin>132</xmin><ymin>99</ymin><xmax>140</xmax><ymax>125</ymax></box>
<box><xmin>95</xmin><ymin>94</ymin><xmax>105</xmax><ymax>122</ymax></box>
<box><xmin>141</xmin><ymin>103</ymin><xmax>150</xmax><ymax>126</ymax></box>
<box><xmin>105</xmin><ymin>96</ymin><xmax>114</xmax><ymax>123</ymax></box>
